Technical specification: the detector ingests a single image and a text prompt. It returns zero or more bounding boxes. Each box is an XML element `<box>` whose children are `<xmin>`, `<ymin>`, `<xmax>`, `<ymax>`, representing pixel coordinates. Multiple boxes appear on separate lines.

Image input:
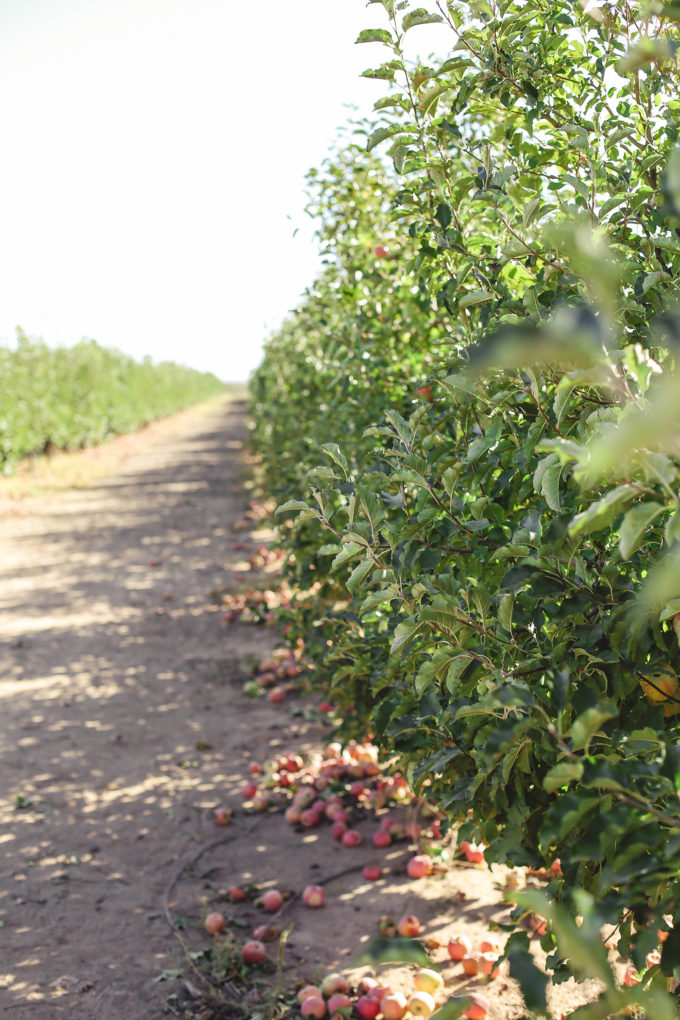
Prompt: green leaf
<box><xmin>391</xmin><ymin>616</ymin><xmax>424</xmax><ymax>654</ymax></box>
<box><xmin>352</xmin><ymin>935</ymin><xmax>431</xmax><ymax>967</ymax></box>
<box><xmin>618</xmin><ymin>501</ymin><xmax>664</xmax><ymax>559</ymax></box>
<box><xmin>498</xmin><ymin>593</ymin><xmax>514</xmax><ymax>633</ymax></box>
<box><xmin>355</xmin><ymin>28</ymin><xmax>394</xmax><ymax>45</ymax></box>
<box><xmin>331</xmin><ymin>541</ymin><xmax>364</xmax><ymax>571</ymax></box>
<box><xmin>346</xmin><ymin>556</ymin><xmax>374</xmax><ymax>594</ymax></box>
<box><xmin>459</xmin><ymin>288</ymin><xmax>494</xmax><ymax>309</ymax></box>
<box><xmin>402</xmin><ymin>9</ymin><xmax>444</xmax><ymax>31</ymax></box>
<box><xmin>664</xmin><ymin>144</ymin><xmax>680</xmax><ymax>217</ymax></box>
<box><xmin>568</xmin><ymin>484</ymin><xmax>637</xmax><ymax>537</ymax></box>
<box><xmin>507</xmin><ymin>943</ymin><xmax>549</xmax><ymax>1011</ymax></box>
<box><xmin>320</xmin><ymin>442</ymin><xmax>348</xmax><ymax>477</ymax></box>
<box><xmin>420</xmin><ymin>83</ymin><xmax>448</xmax><ymax>115</ymax></box>
<box><xmin>513</xmin><ymin>890</ymin><xmax>613</xmax><ymax>987</ymax></box>
<box><xmin>543</xmin><ymin>759</ymin><xmax>584</xmax><ymax>794</ymax></box>
<box><xmin>275</xmin><ymin>498</ymin><xmax>311</xmax><ymax>515</ymax></box>
<box><xmin>570</xmin><ymin>703</ymin><xmax>618</xmax><ymax>753</ymax></box>
<box><xmin>367</xmin><ymin>126</ymin><xmax>398</xmax><ymax>152</ymax></box>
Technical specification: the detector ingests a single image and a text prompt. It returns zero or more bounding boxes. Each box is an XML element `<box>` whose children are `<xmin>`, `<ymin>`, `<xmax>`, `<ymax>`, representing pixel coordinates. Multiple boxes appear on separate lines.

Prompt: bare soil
<box><xmin>0</xmin><ymin>398</ymin><xmax>603</xmax><ymax>1020</ymax></box>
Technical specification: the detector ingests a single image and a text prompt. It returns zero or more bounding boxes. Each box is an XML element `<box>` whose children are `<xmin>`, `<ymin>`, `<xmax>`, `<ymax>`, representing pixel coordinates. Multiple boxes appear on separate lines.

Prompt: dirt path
<box><xmin>0</xmin><ymin>398</ymin><xmax>285</xmax><ymax>1018</ymax></box>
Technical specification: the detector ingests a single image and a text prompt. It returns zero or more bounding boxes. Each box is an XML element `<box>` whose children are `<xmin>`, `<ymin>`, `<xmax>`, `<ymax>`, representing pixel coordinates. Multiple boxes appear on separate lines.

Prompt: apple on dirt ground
<box><xmin>397</xmin><ymin>914</ymin><xmax>421</xmax><ymax>937</ymax></box>
<box><xmin>407</xmin><ymin>854</ymin><xmax>433</xmax><ymax>879</ymax></box>
<box><xmin>342</xmin><ymin>828</ymin><xmax>363</xmax><ymax>847</ymax></box>
<box><xmin>464</xmin><ymin>992</ymin><xmax>490</xmax><ymax>1019</ymax></box>
<box><xmin>327</xmin><ymin>992</ymin><xmax>352</xmax><ymax>1013</ymax></box>
<box><xmin>321</xmin><ymin>973</ymin><xmax>350</xmax><ymax>996</ymax></box>
<box><xmin>408</xmin><ymin>990</ymin><xmax>436</xmax><ymax>1017</ymax></box>
<box><xmin>298</xmin><ymin>984</ymin><xmax>323</xmax><ymax>1003</ymax></box>
<box><xmin>204</xmin><ymin>911</ymin><xmax>225</xmax><ymax>935</ymax></box>
<box><xmin>380</xmin><ymin>992</ymin><xmax>408</xmax><ymax>1019</ymax></box>
<box><xmin>213</xmin><ymin>807</ymin><xmax>231</xmax><ymax>826</ymax></box>
<box><xmin>241</xmin><ymin>940</ymin><xmax>266</xmax><ymax>964</ymax></box>
<box><xmin>261</xmin><ymin>889</ymin><xmax>283</xmax><ymax>912</ymax></box>
<box><xmin>462</xmin><ymin>952</ymin><xmax>481</xmax><ymax>976</ymax></box>
<box><xmin>363</xmin><ymin>865</ymin><xmax>382</xmax><ymax>881</ymax></box>
<box><xmin>302</xmin><ymin>884</ymin><xmax>325</xmax><ymax>908</ymax></box>
<box><xmin>414</xmin><ymin>968</ymin><xmax>444</xmax><ymax>995</ymax></box>
<box><xmin>301</xmin><ymin>996</ymin><xmax>327</xmax><ymax>1018</ymax></box>
<box><xmin>356</xmin><ymin>996</ymin><xmax>380</xmax><ymax>1019</ymax></box>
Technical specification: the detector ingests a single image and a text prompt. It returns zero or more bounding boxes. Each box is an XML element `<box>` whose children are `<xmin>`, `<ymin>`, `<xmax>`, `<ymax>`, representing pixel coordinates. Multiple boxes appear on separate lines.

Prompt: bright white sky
<box><xmin>0</xmin><ymin>0</ymin><xmax>446</xmax><ymax>381</ymax></box>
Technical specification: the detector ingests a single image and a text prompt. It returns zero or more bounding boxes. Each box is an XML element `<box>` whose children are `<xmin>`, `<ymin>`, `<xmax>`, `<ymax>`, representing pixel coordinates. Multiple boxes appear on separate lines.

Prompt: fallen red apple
<box><xmin>479</xmin><ymin>951</ymin><xmax>500</xmax><ymax>977</ymax></box>
<box><xmin>372</xmin><ymin>830</ymin><xmax>391</xmax><ymax>848</ymax></box>
<box><xmin>357</xmin><ymin>976</ymin><xmax>379</xmax><ymax>995</ymax></box>
<box><xmin>213</xmin><ymin>807</ymin><xmax>231</xmax><ymax>826</ymax></box>
<box><xmin>302</xmin><ymin>884</ymin><xmax>325</xmax><ymax>908</ymax></box>
<box><xmin>327</xmin><ymin>992</ymin><xmax>352</xmax><ymax>1013</ymax></box>
<box><xmin>321</xmin><ymin>973</ymin><xmax>350</xmax><ymax>996</ymax></box>
<box><xmin>331</xmin><ymin>821</ymin><xmax>348</xmax><ymax>840</ymax></box>
<box><xmin>228</xmin><ymin>885</ymin><xmax>247</xmax><ymax>902</ymax></box>
<box><xmin>363</xmin><ymin>865</ymin><xmax>382</xmax><ymax>881</ymax></box>
<box><xmin>298</xmin><ymin>984</ymin><xmax>323</xmax><ymax>1003</ymax></box>
<box><xmin>465</xmin><ymin>842</ymin><xmax>485</xmax><ymax>864</ymax></box>
<box><xmin>268</xmin><ymin>687</ymin><xmax>284</xmax><ymax>703</ymax></box>
<box><xmin>301</xmin><ymin>996</ymin><xmax>327</xmax><ymax>1018</ymax></box>
<box><xmin>464</xmin><ymin>992</ymin><xmax>490</xmax><ymax>1019</ymax></box>
<box><xmin>261</xmin><ymin>889</ymin><xmax>283</xmax><ymax>912</ymax></box>
<box><xmin>204</xmin><ymin>911</ymin><xmax>225</xmax><ymax>935</ymax></box>
<box><xmin>300</xmin><ymin>809</ymin><xmax>321</xmax><ymax>828</ymax></box>
<box><xmin>407</xmin><ymin>854</ymin><xmax>433</xmax><ymax>879</ymax></box>
<box><xmin>447</xmin><ymin>934</ymin><xmax>472</xmax><ymax>960</ymax></box>
<box><xmin>380</xmin><ymin>992</ymin><xmax>408</xmax><ymax>1020</ymax></box>
<box><xmin>242</xmin><ymin>781</ymin><xmax>258</xmax><ymax>799</ymax></box>
<box><xmin>461</xmin><ymin>953</ymin><xmax>481</xmax><ymax>976</ymax></box>
<box><xmin>342</xmin><ymin>828</ymin><xmax>363</xmax><ymax>847</ymax></box>
<box><xmin>242</xmin><ymin>939</ymin><xmax>266</xmax><ymax>964</ymax></box>
<box><xmin>397</xmin><ymin>914</ymin><xmax>421</xmax><ymax>937</ymax></box>
<box><xmin>356</xmin><ymin>995</ymin><xmax>380</xmax><ymax>1019</ymax></box>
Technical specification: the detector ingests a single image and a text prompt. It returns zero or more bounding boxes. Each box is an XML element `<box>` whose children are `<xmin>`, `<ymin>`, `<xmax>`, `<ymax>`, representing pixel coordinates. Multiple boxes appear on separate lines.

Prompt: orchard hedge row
<box><xmin>0</xmin><ymin>331</ymin><xmax>225</xmax><ymax>471</ymax></box>
<box><xmin>251</xmin><ymin>1</ymin><xmax>680</xmax><ymax>1013</ymax></box>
